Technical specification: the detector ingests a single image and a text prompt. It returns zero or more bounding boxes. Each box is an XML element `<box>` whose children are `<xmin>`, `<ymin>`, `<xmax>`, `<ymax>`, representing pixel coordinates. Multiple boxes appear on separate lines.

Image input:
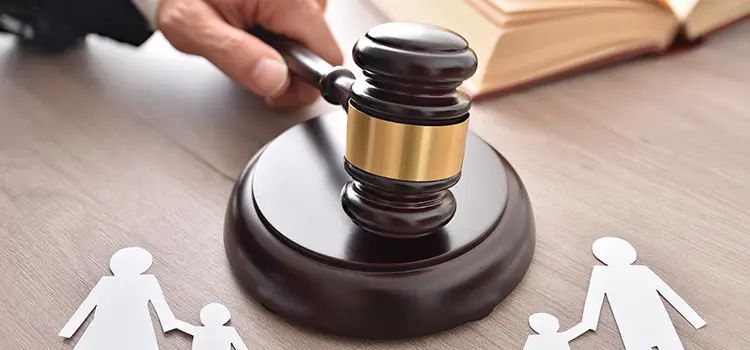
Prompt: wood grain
<box><xmin>1</xmin><ymin>1</ymin><xmax>749</xmax><ymax>348</ymax></box>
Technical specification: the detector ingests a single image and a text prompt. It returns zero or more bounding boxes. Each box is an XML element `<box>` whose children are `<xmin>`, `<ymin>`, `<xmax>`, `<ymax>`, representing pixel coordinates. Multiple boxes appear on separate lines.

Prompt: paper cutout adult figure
<box><xmin>58</xmin><ymin>247</ymin><xmax>178</xmax><ymax>350</ymax></box>
<box><xmin>523</xmin><ymin>312</ymin><xmax>589</xmax><ymax>350</ymax></box>
<box><xmin>176</xmin><ymin>302</ymin><xmax>249</xmax><ymax>350</ymax></box>
<box><xmin>579</xmin><ymin>237</ymin><xmax>706</xmax><ymax>350</ymax></box>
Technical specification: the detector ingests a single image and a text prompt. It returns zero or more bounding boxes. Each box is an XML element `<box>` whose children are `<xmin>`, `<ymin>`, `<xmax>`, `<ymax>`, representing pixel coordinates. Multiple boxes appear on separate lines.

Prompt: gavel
<box><xmin>223</xmin><ymin>22</ymin><xmax>536</xmax><ymax>340</ymax></box>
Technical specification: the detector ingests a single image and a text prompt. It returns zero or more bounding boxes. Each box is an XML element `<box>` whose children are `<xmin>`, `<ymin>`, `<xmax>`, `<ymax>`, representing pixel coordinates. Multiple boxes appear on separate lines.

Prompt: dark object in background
<box><xmin>0</xmin><ymin>0</ymin><xmax>153</xmax><ymax>53</ymax></box>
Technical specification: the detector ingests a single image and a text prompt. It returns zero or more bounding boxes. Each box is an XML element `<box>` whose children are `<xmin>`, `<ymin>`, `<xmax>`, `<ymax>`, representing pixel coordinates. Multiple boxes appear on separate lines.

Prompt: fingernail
<box><xmin>251</xmin><ymin>58</ymin><xmax>288</xmax><ymax>96</ymax></box>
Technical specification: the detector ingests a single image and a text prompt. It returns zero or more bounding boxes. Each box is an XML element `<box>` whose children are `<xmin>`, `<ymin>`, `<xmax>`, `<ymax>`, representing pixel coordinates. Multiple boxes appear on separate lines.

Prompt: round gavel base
<box><xmin>224</xmin><ymin>112</ymin><xmax>536</xmax><ymax>340</ymax></box>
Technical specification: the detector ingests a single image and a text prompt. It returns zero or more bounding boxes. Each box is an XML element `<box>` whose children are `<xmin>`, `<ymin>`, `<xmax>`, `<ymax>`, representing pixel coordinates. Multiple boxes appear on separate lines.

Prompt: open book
<box><xmin>367</xmin><ymin>0</ymin><xmax>750</xmax><ymax>99</ymax></box>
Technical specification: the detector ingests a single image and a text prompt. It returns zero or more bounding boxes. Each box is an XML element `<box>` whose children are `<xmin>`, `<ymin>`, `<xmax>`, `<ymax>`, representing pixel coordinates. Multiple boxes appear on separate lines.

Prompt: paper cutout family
<box><xmin>58</xmin><ymin>247</ymin><xmax>248</xmax><ymax>350</ymax></box>
<box><xmin>58</xmin><ymin>237</ymin><xmax>706</xmax><ymax>350</ymax></box>
<box><xmin>523</xmin><ymin>237</ymin><xmax>707</xmax><ymax>350</ymax></box>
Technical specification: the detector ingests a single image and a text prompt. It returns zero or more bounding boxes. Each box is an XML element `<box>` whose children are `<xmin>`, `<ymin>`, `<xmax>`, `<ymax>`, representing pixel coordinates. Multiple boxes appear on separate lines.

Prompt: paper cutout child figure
<box><xmin>58</xmin><ymin>247</ymin><xmax>178</xmax><ymax>350</ymax></box>
<box><xmin>176</xmin><ymin>303</ymin><xmax>249</xmax><ymax>350</ymax></box>
<box><xmin>579</xmin><ymin>237</ymin><xmax>706</xmax><ymax>350</ymax></box>
<box><xmin>523</xmin><ymin>312</ymin><xmax>589</xmax><ymax>350</ymax></box>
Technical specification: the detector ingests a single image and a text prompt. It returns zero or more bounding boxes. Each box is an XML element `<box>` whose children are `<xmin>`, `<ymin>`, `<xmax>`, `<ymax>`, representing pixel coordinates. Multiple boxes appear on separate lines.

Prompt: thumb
<box><xmin>158</xmin><ymin>0</ymin><xmax>290</xmax><ymax>97</ymax></box>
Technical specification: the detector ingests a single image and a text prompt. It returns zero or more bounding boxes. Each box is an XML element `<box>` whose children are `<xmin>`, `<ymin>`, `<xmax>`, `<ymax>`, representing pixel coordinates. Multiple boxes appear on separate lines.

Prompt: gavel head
<box><xmin>340</xmin><ymin>22</ymin><xmax>479</xmax><ymax>238</ymax></box>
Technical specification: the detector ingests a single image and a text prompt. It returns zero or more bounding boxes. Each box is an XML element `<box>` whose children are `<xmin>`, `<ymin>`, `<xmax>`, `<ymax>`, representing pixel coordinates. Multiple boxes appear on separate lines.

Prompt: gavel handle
<box><xmin>248</xmin><ymin>27</ymin><xmax>355</xmax><ymax>109</ymax></box>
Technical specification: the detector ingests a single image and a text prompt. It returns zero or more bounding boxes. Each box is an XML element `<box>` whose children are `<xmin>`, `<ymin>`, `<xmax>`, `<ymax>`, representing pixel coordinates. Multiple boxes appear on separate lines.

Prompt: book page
<box><xmin>682</xmin><ymin>0</ymin><xmax>750</xmax><ymax>38</ymax></box>
<box><xmin>660</xmin><ymin>0</ymin><xmax>701</xmax><ymax>19</ymax></box>
<box><xmin>487</xmin><ymin>0</ymin><xmax>654</xmax><ymax>13</ymax></box>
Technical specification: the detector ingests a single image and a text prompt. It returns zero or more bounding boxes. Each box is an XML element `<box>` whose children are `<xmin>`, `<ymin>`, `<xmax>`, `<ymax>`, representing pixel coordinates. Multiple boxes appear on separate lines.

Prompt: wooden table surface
<box><xmin>2</xmin><ymin>1</ymin><xmax>749</xmax><ymax>349</ymax></box>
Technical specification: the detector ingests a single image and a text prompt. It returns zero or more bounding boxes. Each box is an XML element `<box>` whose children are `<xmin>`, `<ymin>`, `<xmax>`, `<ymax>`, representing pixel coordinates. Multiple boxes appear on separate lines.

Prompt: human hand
<box><xmin>156</xmin><ymin>0</ymin><xmax>343</xmax><ymax>108</ymax></box>
<box><xmin>161</xmin><ymin>319</ymin><xmax>178</xmax><ymax>332</ymax></box>
<box><xmin>58</xmin><ymin>326</ymin><xmax>75</xmax><ymax>339</ymax></box>
<box><xmin>175</xmin><ymin>320</ymin><xmax>193</xmax><ymax>332</ymax></box>
<box><xmin>562</xmin><ymin>323</ymin><xmax>590</xmax><ymax>341</ymax></box>
<box><xmin>170</xmin><ymin>319</ymin><xmax>199</xmax><ymax>335</ymax></box>
<box><xmin>691</xmin><ymin>315</ymin><xmax>707</xmax><ymax>329</ymax></box>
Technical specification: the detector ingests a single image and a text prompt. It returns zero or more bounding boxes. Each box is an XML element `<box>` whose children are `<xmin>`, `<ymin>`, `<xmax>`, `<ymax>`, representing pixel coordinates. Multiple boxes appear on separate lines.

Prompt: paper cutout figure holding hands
<box><xmin>176</xmin><ymin>303</ymin><xmax>248</xmax><ymax>350</ymax></box>
<box><xmin>579</xmin><ymin>237</ymin><xmax>706</xmax><ymax>350</ymax></box>
<box><xmin>58</xmin><ymin>247</ymin><xmax>178</xmax><ymax>350</ymax></box>
<box><xmin>522</xmin><ymin>312</ymin><xmax>589</xmax><ymax>350</ymax></box>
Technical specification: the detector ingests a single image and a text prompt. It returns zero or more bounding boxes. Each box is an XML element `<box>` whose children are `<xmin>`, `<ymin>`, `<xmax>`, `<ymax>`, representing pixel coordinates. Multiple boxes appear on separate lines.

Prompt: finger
<box><xmin>252</xmin><ymin>0</ymin><xmax>342</xmax><ymax>107</ymax></box>
<box><xmin>157</xmin><ymin>0</ymin><xmax>291</xmax><ymax>97</ymax></box>
<box><xmin>254</xmin><ymin>0</ymin><xmax>343</xmax><ymax>68</ymax></box>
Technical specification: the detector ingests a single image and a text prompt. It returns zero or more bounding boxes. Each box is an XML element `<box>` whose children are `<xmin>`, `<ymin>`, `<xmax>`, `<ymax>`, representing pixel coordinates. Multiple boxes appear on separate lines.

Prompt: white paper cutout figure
<box><xmin>58</xmin><ymin>247</ymin><xmax>178</xmax><ymax>350</ymax></box>
<box><xmin>522</xmin><ymin>312</ymin><xmax>589</xmax><ymax>350</ymax></box>
<box><xmin>579</xmin><ymin>237</ymin><xmax>706</xmax><ymax>350</ymax></box>
<box><xmin>176</xmin><ymin>303</ymin><xmax>249</xmax><ymax>350</ymax></box>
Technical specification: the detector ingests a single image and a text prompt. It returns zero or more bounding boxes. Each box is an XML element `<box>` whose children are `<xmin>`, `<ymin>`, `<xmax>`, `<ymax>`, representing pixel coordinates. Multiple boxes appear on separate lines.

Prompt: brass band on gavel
<box><xmin>344</xmin><ymin>103</ymin><xmax>470</xmax><ymax>182</ymax></box>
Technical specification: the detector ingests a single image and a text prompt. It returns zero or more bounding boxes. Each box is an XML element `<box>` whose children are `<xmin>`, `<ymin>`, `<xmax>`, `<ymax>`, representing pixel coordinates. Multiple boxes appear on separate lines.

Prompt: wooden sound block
<box><xmin>223</xmin><ymin>111</ymin><xmax>536</xmax><ymax>340</ymax></box>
